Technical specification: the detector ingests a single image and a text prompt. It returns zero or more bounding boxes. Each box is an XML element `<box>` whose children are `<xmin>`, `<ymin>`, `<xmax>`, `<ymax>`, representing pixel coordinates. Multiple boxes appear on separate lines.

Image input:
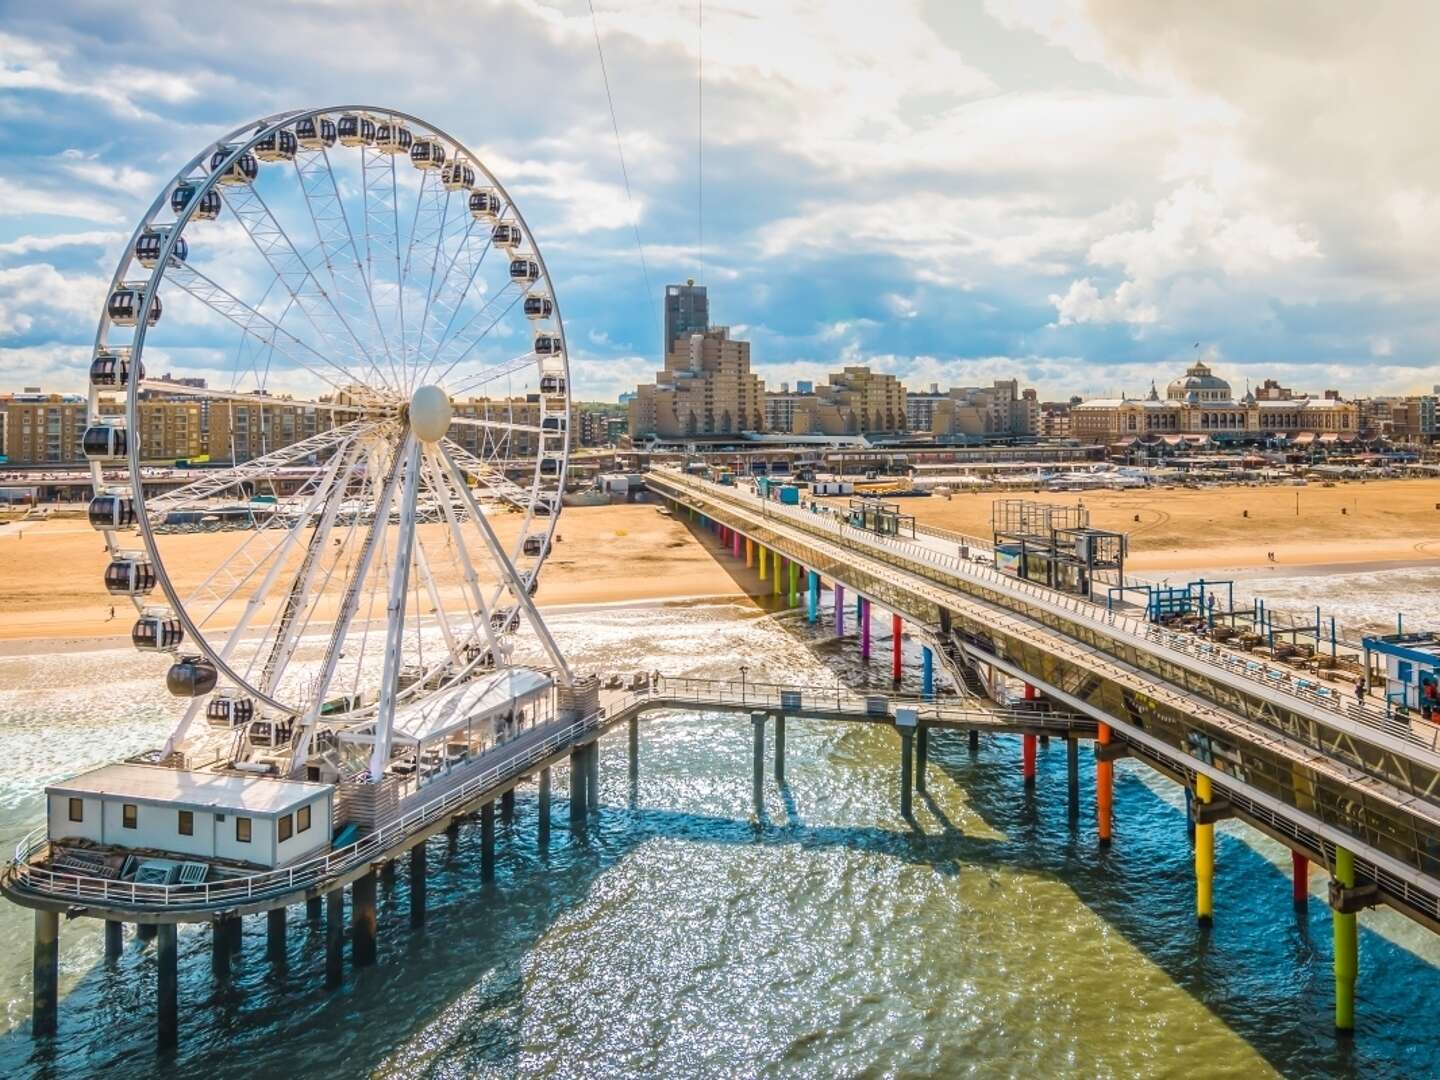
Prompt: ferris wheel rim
<box><xmin>90</xmin><ymin>105</ymin><xmax>572</xmax><ymax>723</ymax></box>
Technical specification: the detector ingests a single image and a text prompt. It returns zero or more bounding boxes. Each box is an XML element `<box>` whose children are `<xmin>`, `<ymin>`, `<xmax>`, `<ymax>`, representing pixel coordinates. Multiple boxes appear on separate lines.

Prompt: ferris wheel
<box><xmin>84</xmin><ymin>106</ymin><xmax>572</xmax><ymax>777</ymax></box>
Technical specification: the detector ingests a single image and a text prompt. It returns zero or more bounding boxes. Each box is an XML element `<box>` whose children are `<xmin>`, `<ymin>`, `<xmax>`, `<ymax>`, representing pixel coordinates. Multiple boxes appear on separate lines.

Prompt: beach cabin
<box><xmin>46</xmin><ymin>764</ymin><xmax>334</xmax><ymax>870</ymax></box>
<box><xmin>1363</xmin><ymin>633</ymin><xmax>1440</xmax><ymax>715</ymax></box>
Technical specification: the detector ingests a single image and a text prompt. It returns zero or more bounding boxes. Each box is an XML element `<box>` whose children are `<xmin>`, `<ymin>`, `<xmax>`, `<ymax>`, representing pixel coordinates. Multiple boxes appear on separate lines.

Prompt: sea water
<box><xmin>0</xmin><ymin>597</ymin><xmax>1438</xmax><ymax>1078</ymax></box>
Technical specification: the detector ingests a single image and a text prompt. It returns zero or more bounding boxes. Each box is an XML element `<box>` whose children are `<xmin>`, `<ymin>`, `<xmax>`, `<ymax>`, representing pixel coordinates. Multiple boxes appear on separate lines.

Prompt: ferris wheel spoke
<box><xmin>252</xmin><ymin>438</ymin><xmax>368</xmax><ymax>696</ymax></box>
<box><xmin>430</xmin><ymin>286</ymin><xmax>526</xmax><ymax>386</ymax></box>
<box><xmin>159</xmin><ymin>440</ymin><xmax>357</xmax><ymax>753</ymax></box>
<box><xmin>294</xmin><ymin>148</ymin><xmax>403</xmax><ymax>389</ymax></box>
<box><xmin>441</xmin><ymin>437</ymin><xmax>533</xmax><ymax>509</ymax></box>
<box><xmin>219</xmin><ymin>178</ymin><xmax>391</xmax><ymax>391</ymax></box>
<box><xmin>369</xmin><ymin>433</ymin><xmax>422</xmax><ymax>777</ymax></box>
<box><xmin>447</xmin><ymin>414</ymin><xmax>545</xmax><ymax>435</ymax></box>
<box><xmin>145</xmin><ymin>419</ymin><xmax>373</xmax><ymax>516</ymax></box>
<box><xmin>163</xmin><ymin>262</ymin><xmax>367</xmax><ymax>397</ymax></box>
<box><xmin>437</xmin><ymin>443</ymin><xmax>570</xmax><ymax>682</ymax></box>
<box><xmin>360</xmin><ymin>147</ymin><xmax>408</xmax><ymax>390</ymax></box>
<box><xmin>412</xmin><ymin>207</ymin><xmax>489</xmax><ymax>388</ymax></box>
<box><xmin>423</xmin><ymin>449</ymin><xmax>501</xmax><ymax>657</ymax></box>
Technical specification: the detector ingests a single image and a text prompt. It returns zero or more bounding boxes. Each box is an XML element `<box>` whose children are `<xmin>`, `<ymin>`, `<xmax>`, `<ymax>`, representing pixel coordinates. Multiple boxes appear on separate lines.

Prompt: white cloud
<box><xmin>1048</xmin><ymin>277</ymin><xmax>1156</xmax><ymax>327</ymax></box>
<box><xmin>0</xmin><ymin>230</ymin><xmax>125</xmax><ymax>257</ymax></box>
<box><xmin>0</xmin><ymin>263</ymin><xmax>107</xmax><ymax>336</ymax></box>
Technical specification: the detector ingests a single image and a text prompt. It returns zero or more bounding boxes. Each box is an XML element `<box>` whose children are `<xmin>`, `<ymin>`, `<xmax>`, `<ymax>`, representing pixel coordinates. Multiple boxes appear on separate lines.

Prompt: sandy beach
<box><xmin>0</xmin><ymin>503</ymin><xmax>764</xmax><ymax>648</ymax></box>
<box><xmin>4</xmin><ymin>479</ymin><xmax>1440</xmax><ymax>647</ymax></box>
<box><xmin>900</xmin><ymin>478</ymin><xmax>1440</xmax><ymax>572</ymax></box>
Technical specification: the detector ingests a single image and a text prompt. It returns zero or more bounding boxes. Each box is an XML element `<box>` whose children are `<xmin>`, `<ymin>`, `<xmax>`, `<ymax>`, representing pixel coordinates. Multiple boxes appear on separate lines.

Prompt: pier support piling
<box><xmin>758</xmin><ymin>545</ymin><xmax>767</xmax><ymax>581</ymax></box>
<box><xmin>775</xmin><ymin>715</ymin><xmax>786</xmax><ymax>783</ymax></box>
<box><xmin>306</xmin><ymin>896</ymin><xmax>322</xmax><ymax>926</ymax></box>
<box><xmin>916</xmin><ymin>726</ymin><xmax>928</xmax><ymax>793</ymax></box>
<box><xmin>773</xmin><ymin>556</ymin><xmax>782</xmax><ymax>597</ymax></box>
<box><xmin>156</xmin><ymin>923</ymin><xmax>177</xmax><ymax>1049</ymax></box>
<box><xmin>352</xmin><ymin>871</ymin><xmax>377</xmax><ymax>968</ymax></box>
<box><xmin>104</xmin><ymin>919</ymin><xmax>123</xmax><ymax>962</ymax></box>
<box><xmin>325</xmin><ymin>892</ymin><xmax>343</xmax><ymax>988</ymax></box>
<box><xmin>922</xmin><ymin>647</ymin><xmax>934</xmax><ymax>700</ymax></box>
<box><xmin>1096</xmin><ymin>723</ymin><xmax>1114</xmax><ymax>846</ymax></box>
<box><xmin>969</xmin><ymin>729</ymin><xmax>979</xmax><ymax>754</ymax></box>
<box><xmin>226</xmin><ymin>913</ymin><xmax>242</xmax><ymax>954</ymax></box>
<box><xmin>267</xmin><ymin>906</ymin><xmax>287</xmax><ymax>966</ymax></box>
<box><xmin>569</xmin><ymin>747</ymin><xmax>587</xmax><ymax>822</ymax></box>
<box><xmin>538</xmin><ymin>766</ymin><xmax>552</xmax><ymax>844</ymax></box>
<box><xmin>860</xmin><ymin>598</ymin><xmax>871</xmax><ymax>661</ymax></box>
<box><xmin>751</xmin><ymin>711</ymin><xmax>766</xmax><ymax>815</ymax></box>
<box><xmin>834</xmin><ymin>584</ymin><xmax>845</xmax><ymax>636</ymax></box>
<box><xmin>745</xmin><ymin>536</ymin><xmax>754</xmax><ymax>567</ymax></box>
<box><xmin>807</xmin><ymin>570</ymin><xmax>819</xmax><ymax>624</ymax></box>
<box><xmin>587</xmin><ymin>740</ymin><xmax>601</xmax><ymax>815</ymax></box>
<box><xmin>628</xmin><ymin>714</ymin><xmax>639</xmax><ymax>785</ymax></box>
<box><xmin>481</xmin><ymin>802</ymin><xmax>496</xmax><ymax>882</ymax></box>
<box><xmin>32</xmin><ymin>910</ymin><xmax>58</xmax><ymax>1038</ymax></box>
<box><xmin>1066</xmin><ymin>736</ymin><xmax>1080</xmax><ymax>821</ymax></box>
<box><xmin>1333</xmin><ymin>846</ymin><xmax>1358</xmax><ymax>1035</ymax></box>
<box><xmin>501</xmin><ymin>788</ymin><xmax>515</xmax><ymax>823</ymax></box>
<box><xmin>891</xmin><ymin>614</ymin><xmax>903</xmax><ymax>683</ymax></box>
<box><xmin>380</xmin><ymin>858</ymin><xmax>396</xmax><ymax>891</ymax></box>
<box><xmin>899</xmin><ymin>728</ymin><xmax>914</xmax><ymax>819</ymax></box>
<box><xmin>788</xmin><ymin>561</ymin><xmax>799</xmax><ymax>608</ymax></box>
<box><xmin>1194</xmin><ymin>775</ymin><xmax>1215</xmax><ymax>926</ymax></box>
<box><xmin>1023</xmin><ymin>734</ymin><xmax>1037</xmax><ymax>788</ymax></box>
<box><xmin>136</xmin><ymin>921</ymin><xmax>157</xmax><ymax>943</ymax></box>
<box><xmin>410</xmin><ymin>842</ymin><xmax>427</xmax><ymax>928</ymax></box>
<box><xmin>1292</xmin><ymin>850</ymin><xmax>1308</xmax><ymax>907</ymax></box>
<box><xmin>211</xmin><ymin>919</ymin><xmax>230</xmax><ymax>978</ymax></box>
<box><xmin>446</xmin><ymin>818</ymin><xmax>460</xmax><ymax>853</ymax></box>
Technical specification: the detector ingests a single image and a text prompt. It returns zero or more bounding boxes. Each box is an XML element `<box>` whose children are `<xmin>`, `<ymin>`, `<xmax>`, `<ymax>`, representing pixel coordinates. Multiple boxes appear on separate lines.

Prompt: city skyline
<box><xmin>1</xmin><ymin>4</ymin><xmax>1439</xmax><ymax>404</ymax></box>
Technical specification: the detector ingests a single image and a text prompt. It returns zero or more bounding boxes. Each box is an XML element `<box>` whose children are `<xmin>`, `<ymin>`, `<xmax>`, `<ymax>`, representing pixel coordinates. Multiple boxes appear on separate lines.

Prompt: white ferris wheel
<box><xmin>84</xmin><ymin>106</ymin><xmax>573</xmax><ymax>780</ymax></box>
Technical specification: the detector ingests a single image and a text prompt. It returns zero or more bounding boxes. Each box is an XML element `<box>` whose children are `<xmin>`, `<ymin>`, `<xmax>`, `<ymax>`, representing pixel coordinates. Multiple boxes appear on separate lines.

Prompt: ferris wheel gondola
<box><xmin>87</xmin><ymin>105</ymin><xmax>573</xmax><ymax>780</ymax></box>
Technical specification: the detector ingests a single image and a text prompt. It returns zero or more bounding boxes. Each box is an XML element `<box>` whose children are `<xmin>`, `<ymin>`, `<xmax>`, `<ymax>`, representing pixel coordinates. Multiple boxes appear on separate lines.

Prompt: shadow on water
<box><xmin>929</xmin><ymin>729</ymin><xmax>1440</xmax><ymax>1080</ymax></box>
<box><xmin>6</xmin><ymin>736</ymin><xmax>1439</xmax><ymax>1080</ymax></box>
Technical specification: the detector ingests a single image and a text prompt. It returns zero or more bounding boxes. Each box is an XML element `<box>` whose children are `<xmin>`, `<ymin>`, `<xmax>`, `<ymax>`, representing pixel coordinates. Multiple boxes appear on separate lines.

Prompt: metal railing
<box><xmin>653</xmin><ymin>470</ymin><xmax>1440</xmax><ymax>758</ymax></box>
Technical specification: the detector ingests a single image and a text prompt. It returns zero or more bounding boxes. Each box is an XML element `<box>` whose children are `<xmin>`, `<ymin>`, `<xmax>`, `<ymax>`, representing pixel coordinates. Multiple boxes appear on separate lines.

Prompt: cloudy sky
<box><xmin>1</xmin><ymin>0</ymin><xmax>1438</xmax><ymax>402</ymax></box>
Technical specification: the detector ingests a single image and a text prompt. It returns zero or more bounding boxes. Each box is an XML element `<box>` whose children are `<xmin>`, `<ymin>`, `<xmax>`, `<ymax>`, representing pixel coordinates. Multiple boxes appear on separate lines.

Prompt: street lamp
<box><xmin>739</xmin><ymin>664</ymin><xmax>749</xmax><ymax>704</ymax></box>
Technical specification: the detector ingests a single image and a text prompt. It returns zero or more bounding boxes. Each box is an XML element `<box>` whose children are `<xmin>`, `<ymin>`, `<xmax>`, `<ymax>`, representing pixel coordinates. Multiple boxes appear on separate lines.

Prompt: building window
<box><xmin>122</xmin><ymin>804</ymin><xmax>138</xmax><ymax>829</ymax></box>
<box><xmin>178</xmin><ymin>810</ymin><xmax>194</xmax><ymax>836</ymax></box>
<box><xmin>278</xmin><ymin>814</ymin><xmax>293</xmax><ymax>843</ymax></box>
<box><xmin>236</xmin><ymin>816</ymin><xmax>252</xmax><ymax>843</ymax></box>
<box><xmin>68</xmin><ymin>797</ymin><xmax>83</xmax><ymax>823</ymax></box>
<box><xmin>297</xmin><ymin>805</ymin><xmax>311</xmax><ymax>833</ymax></box>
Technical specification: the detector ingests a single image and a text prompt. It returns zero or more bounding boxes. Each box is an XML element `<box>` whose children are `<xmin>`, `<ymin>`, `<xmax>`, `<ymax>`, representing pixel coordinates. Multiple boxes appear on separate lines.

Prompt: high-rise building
<box><xmin>629</xmin><ymin>327</ymin><xmax>765</xmax><ymax>438</ymax></box>
<box><xmin>663</xmin><ymin>280</ymin><xmax>708</xmax><ymax>353</ymax></box>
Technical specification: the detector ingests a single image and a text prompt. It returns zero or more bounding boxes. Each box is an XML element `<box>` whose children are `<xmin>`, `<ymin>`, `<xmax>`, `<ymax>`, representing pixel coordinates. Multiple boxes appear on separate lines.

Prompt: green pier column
<box><xmin>538</xmin><ymin>766</ymin><xmax>552</xmax><ymax>845</ymax></box>
<box><xmin>1333</xmin><ymin>846</ymin><xmax>1358</xmax><ymax>1035</ymax></box>
<box><xmin>32</xmin><ymin>910</ymin><xmax>58</xmax><ymax>1038</ymax></box>
<box><xmin>481</xmin><ymin>801</ymin><xmax>496</xmax><ymax>882</ymax></box>
<box><xmin>352</xmin><ymin>871</ymin><xmax>377</xmax><ymax>968</ymax></box>
<box><xmin>156</xmin><ymin>922</ymin><xmax>178</xmax><ymax>1048</ymax></box>
<box><xmin>410</xmin><ymin>842</ymin><xmax>427</xmax><ymax>928</ymax></box>
<box><xmin>325</xmin><ymin>891</ymin><xmax>343</xmax><ymax>988</ymax></box>
<box><xmin>788</xmin><ymin>560</ymin><xmax>799</xmax><ymax>607</ymax></box>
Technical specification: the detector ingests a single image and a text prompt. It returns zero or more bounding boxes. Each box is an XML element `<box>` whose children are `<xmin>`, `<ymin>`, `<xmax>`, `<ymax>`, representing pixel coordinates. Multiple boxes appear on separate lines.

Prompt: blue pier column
<box><xmin>806</xmin><ymin>570</ymin><xmax>819</xmax><ymax>624</ymax></box>
<box><xmin>922</xmin><ymin>646</ymin><xmax>934</xmax><ymax>700</ymax></box>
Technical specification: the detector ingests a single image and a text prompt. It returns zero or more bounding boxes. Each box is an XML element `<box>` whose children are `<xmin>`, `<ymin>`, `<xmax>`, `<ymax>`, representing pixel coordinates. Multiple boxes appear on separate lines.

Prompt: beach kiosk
<box><xmin>45</xmin><ymin>764</ymin><xmax>334</xmax><ymax>875</ymax></box>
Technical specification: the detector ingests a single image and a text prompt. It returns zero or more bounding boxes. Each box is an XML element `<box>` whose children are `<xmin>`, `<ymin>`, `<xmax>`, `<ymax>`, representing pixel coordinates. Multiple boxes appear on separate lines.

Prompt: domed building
<box><xmin>1071</xmin><ymin>360</ymin><xmax>1359</xmax><ymax>446</ymax></box>
<box><xmin>1166</xmin><ymin>361</ymin><xmax>1232</xmax><ymax>404</ymax></box>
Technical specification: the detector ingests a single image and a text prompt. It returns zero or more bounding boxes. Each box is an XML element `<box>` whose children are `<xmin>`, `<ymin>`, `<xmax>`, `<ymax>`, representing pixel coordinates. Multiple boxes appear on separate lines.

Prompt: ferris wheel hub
<box><xmin>408</xmin><ymin>384</ymin><xmax>453</xmax><ymax>443</ymax></box>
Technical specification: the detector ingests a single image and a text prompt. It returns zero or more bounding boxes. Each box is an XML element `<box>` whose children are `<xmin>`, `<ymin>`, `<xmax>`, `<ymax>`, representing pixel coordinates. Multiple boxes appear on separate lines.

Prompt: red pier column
<box><xmin>1096</xmin><ymin>722</ymin><xmax>1114</xmax><ymax>845</ymax></box>
<box><xmin>1292</xmin><ymin>850</ymin><xmax>1308</xmax><ymax>907</ymax></box>
<box><xmin>1022</xmin><ymin>683</ymin><xmax>1037</xmax><ymax>787</ymax></box>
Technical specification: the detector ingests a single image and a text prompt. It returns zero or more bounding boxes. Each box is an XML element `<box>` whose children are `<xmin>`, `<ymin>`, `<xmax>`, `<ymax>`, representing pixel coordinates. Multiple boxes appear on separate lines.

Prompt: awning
<box><xmin>1292</xmin><ymin>432</ymin><xmax>1316</xmax><ymax>445</ymax></box>
<box><xmin>390</xmin><ymin>668</ymin><xmax>552</xmax><ymax>745</ymax></box>
<box><xmin>1319</xmin><ymin>433</ymin><xmax>1340</xmax><ymax>443</ymax></box>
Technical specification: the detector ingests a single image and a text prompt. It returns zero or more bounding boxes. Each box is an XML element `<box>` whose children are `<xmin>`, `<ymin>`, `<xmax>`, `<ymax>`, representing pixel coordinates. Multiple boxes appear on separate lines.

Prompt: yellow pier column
<box><xmin>1333</xmin><ymin>846</ymin><xmax>1358</xmax><ymax>1035</ymax></box>
<box><xmin>758</xmin><ymin>546</ymin><xmax>768</xmax><ymax>581</ymax></box>
<box><xmin>1194</xmin><ymin>774</ymin><xmax>1214</xmax><ymax>926</ymax></box>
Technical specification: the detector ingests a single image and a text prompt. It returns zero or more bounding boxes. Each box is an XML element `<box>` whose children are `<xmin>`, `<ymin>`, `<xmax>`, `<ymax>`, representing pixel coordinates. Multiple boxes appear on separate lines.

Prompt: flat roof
<box><xmin>391</xmin><ymin>668</ymin><xmax>553</xmax><ymax>744</ymax></box>
<box><xmin>48</xmin><ymin>764</ymin><xmax>332</xmax><ymax>817</ymax></box>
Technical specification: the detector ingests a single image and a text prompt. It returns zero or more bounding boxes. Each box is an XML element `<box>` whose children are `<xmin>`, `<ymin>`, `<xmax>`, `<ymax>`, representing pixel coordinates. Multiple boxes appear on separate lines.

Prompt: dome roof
<box><xmin>1166</xmin><ymin>361</ymin><xmax>1231</xmax><ymax>399</ymax></box>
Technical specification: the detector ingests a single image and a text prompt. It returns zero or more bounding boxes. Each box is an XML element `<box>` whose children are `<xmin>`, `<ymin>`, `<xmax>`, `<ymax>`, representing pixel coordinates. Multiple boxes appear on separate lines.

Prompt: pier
<box><xmin>647</xmin><ymin>467</ymin><xmax>1440</xmax><ymax>1036</ymax></box>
